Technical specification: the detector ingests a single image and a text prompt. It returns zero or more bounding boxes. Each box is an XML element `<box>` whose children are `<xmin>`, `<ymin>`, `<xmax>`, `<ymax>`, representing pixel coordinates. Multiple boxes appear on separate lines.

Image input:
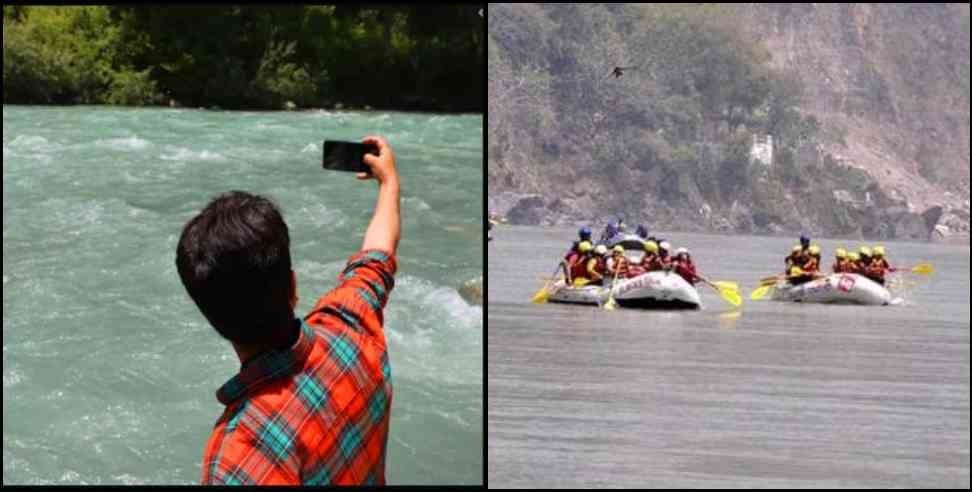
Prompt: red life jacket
<box><xmin>674</xmin><ymin>259</ymin><xmax>698</xmax><ymax>285</ymax></box>
<box><xmin>565</xmin><ymin>250</ymin><xmax>580</xmax><ymax>264</ymax></box>
<box><xmin>644</xmin><ymin>253</ymin><xmax>670</xmax><ymax>272</ymax></box>
<box><xmin>801</xmin><ymin>256</ymin><xmax>819</xmax><ymax>274</ymax></box>
<box><xmin>595</xmin><ymin>256</ymin><xmax>607</xmax><ymax>276</ymax></box>
<box><xmin>641</xmin><ymin>253</ymin><xmax>657</xmax><ymax>268</ymax></box>
<box><xmin>570</xmin><ymin>255</ymin><xmax>589</xmax><ymax>282</ymax></box>
<box><xmin>626</xmin><ymin>264</ymin><xmax>646</xmax><ymax>278</ymax></box>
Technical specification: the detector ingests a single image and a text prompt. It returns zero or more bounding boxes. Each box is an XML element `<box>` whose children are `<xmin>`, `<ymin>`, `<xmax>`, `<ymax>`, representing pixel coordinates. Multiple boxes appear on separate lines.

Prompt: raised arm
<box><xmin>304</xmin><ymin>136</ymin><xmax>400</xmax><ymax>342</ymax></box>
<box><xmin>359</xmin><ymin>136</ymin><xmax>401</xmax><ymax>256</ymax></box>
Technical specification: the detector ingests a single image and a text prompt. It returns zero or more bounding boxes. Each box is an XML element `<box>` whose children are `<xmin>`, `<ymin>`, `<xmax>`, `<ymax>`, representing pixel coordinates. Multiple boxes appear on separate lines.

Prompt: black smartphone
<box><xmin>322</xmin><ymin>140</ymin><xmax>378</xmax><ymax>173</ymax></box>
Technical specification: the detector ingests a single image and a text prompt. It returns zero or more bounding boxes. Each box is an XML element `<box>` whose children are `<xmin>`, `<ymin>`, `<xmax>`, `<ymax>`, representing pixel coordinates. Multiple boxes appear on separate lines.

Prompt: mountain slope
<box><xmin>488</xmin><ymin>3</ymin><xmax>970</xmax><ymax>242</ymax></box>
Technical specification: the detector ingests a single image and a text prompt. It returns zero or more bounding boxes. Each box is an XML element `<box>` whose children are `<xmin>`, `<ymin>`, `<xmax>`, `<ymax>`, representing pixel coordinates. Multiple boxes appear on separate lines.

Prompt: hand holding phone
<box><xmin>323</xmin><ymin>140</ymin><xmax>380</xmax><ymax>174</ymax></box>
<box><xmin>359</xmin><ymin>136</ymin><xmax>397</xmax><ymax>185</ymax></box>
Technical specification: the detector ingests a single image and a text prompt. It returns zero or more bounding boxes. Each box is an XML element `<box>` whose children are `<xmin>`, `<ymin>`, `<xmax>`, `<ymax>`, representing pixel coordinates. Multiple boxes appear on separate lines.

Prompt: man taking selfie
<box><xmin>176</xmin><ymin>136</ymin><xmax>400</xmax><ymax>485</ymax></box>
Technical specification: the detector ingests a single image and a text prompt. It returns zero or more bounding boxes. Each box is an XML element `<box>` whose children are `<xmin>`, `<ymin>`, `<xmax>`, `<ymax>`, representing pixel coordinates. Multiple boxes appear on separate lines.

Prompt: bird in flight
<box><xmin>609</xmin><ymin>66</ymin><xmax>637</xmax><ymax>78</ymax></box>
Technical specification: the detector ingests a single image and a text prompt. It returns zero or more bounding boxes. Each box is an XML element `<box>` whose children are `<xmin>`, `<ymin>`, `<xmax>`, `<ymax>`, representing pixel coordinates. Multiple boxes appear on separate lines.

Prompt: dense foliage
<box><xmin>3</xmin><ymin>5</ymin><xmax>484</xmax><ymax>111</ymax></box>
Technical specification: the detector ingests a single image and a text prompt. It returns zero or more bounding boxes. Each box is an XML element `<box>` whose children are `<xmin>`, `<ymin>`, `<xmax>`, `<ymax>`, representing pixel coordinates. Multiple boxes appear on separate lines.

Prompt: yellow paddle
<box><xmin>530</xmin><ymin>264</ymin><xmax>563</xmax><ymax>304</ymax></box>
<box><xmin>712</xmin><ymin>282</ymin><xmax>743</xmax><ymax>307</ymax></box>
<box><xmin>906</xmin><ymin>262</ymin><xmax>934</xmax><ymax>275</ymax></box>
<box><xmin>603</xmin><ymin>269</ymin><xmax>621</xmax><ymax>311</ymax></box>
<box><xmin>751</xmin><ymin>268</ymin><xmax>800</xmax><ymax>300</ymax></box>
<box><xmin>697</xmin><ymin>275</ymin><xmax>742</xmax><ymax>307</ymax></box>
<box><xmin>750</xmin><ymin>283</ymin><xmax>774</xmax><ymax>300</ymax></box>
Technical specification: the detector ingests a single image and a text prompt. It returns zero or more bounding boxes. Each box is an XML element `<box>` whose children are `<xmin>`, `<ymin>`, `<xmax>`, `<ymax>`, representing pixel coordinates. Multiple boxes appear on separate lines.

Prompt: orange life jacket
<box><xmin>611</xmin><ymin>256</ymin><xmax>629</xmax><ymax>277</ymax></box>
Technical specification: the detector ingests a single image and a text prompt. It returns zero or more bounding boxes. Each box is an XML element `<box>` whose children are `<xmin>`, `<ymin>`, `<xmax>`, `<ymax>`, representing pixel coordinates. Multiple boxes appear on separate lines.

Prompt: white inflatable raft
<box><xmin>548</xmin><ymin>271</ymin><xmax>702</xmax><ymax>309</ymax></box>
<box><xmin>770</xmin><ymin>273</ymin><xmax>895</xmax><ymax>305</ymax></box>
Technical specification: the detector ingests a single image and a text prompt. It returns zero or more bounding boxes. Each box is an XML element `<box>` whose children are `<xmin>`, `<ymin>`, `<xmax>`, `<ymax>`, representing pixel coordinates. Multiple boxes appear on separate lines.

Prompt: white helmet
<box><xmin>594</xmin><ymin>245</ymin><xmax>608</xmax><ymax>256</ymax></box>
<box><xmin>675</xmin><ymin>247</ymin><xmax>688</xmax><ymax>256</ymax></box>
<box><xmin>659</xmin><ymin>241</ymin><xmax>671</xmax><ymax>251</ymax></box>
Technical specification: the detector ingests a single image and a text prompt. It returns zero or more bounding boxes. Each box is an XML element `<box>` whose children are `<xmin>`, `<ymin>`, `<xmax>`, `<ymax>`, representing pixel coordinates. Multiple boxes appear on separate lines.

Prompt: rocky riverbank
<box><xmin>490</xmin><ymin>190</ymin><xmax>971</xmax><ymax>244</ymax></box>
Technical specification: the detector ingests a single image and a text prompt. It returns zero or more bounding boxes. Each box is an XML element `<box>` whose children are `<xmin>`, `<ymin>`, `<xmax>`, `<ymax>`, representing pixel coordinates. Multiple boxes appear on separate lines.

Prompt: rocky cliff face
<box><xmin>740</xmin><ymin>3</ymin><xmax>970</xmax><ymax>241</ymax></box>
<box><xmin>488</xmin><ymin>3</ymin><xmax>970</xmax><ymax>242</ymax></box>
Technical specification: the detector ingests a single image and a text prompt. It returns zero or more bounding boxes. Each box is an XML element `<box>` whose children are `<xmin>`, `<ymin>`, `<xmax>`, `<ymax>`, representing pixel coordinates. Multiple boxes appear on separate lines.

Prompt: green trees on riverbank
<box><xmin>3</xmin><ymin>5</ymin><xmax>483</xmax><ymax>111</ymax></box>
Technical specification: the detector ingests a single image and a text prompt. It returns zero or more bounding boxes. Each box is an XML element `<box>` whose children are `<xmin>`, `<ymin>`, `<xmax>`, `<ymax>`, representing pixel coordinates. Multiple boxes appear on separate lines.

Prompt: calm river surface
<box><xmin>489</xmin><ymin>226</ymin><xmax>969</xmax><ymax>488</ymax></box>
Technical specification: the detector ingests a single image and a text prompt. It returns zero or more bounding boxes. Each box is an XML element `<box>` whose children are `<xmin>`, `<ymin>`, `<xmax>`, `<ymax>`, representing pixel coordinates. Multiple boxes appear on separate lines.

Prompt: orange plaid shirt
<box><xmin>200</xmin><ymin>250</ymin><xmax>396</xmax><ymax>485</ymax></box>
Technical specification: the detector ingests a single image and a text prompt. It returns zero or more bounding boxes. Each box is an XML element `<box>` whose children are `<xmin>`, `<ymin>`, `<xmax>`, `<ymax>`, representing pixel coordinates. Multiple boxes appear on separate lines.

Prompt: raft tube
<box><xmin>771</xmin><ymin>273</ymin><xmax>893</xmax><ymax>305</ymax></box>
<box><xmin>548</xmin><ymin>271</ymin><xmax>702</xmax><ymax>309</ymax></box>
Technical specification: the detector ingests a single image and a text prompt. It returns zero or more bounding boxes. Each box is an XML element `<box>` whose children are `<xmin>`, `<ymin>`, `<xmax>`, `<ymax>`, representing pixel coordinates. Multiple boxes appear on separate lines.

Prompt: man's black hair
<box><xmin>176</xmin><ymin>191</ymin><xmax>294</xmax><ymax>346</ymax></box>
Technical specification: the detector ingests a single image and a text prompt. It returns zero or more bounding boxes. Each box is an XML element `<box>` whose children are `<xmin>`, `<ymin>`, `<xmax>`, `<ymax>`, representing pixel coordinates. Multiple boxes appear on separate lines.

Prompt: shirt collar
<box><xmin>216</xmin><ymin>319</ymin><xmax>315</xmax><ymax>406</ymax></box>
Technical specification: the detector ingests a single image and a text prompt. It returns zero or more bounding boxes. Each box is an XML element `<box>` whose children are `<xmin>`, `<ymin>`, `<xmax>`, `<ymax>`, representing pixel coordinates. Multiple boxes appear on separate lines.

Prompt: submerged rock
<box><xmin>458</xmin><ymin>277</ymin><xmax>483</xmax><ymax>306</ymax></box>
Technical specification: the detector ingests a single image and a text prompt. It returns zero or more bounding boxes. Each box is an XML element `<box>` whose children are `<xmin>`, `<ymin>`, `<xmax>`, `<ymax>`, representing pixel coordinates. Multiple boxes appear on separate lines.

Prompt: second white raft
<box><xmin>770</xmin><ymin>273</ymin><xmax>894</xmax><ymax>305</ymax></box>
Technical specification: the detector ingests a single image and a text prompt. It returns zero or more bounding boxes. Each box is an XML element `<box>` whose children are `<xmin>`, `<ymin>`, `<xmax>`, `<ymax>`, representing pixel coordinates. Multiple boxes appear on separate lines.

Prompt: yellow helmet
<box><xmin>873</xmin><ymin>245</ymin><xmax>885</xmax><ymax>257</ymax></box>
<box><xmin>859</xmin><ymin>246</ymin><xmax>872</xmax><ymax>257</ymax></box>
<box><xmin>792</xmin><ymin>245</ymin><xmax>802</xmax><ymax>253</ymax></box>
<box><xmin>578</xmin><ymin>241</ymin><xmax>593</xmax><ymax>253</ymax></box>
<box><xmin>835</xmin><ymin>248</ymin><xmax>847</xmax><ymax>259</ymax></box>
<box><xmin>612</xmin><ymin>245</ymin><xmax>625</xmax><ymax>255</ymax></box>
<box><xmin>809</xmin><ymin>244</ymin><xmax>821</xmax><ymax>256</ymax></box>
<box><xmin>848</xmin><ymin>252</ymin><xmax>860</xmax><ymax>262</ymax></box>
<box><xmin>644</xmin><ymin>241</ymin><xmax>658</xmax><ymax>253</ymax></box>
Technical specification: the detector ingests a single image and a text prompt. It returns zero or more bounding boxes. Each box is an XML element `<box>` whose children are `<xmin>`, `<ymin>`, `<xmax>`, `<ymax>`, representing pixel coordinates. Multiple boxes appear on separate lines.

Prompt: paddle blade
<box><xmin>750</xmin><ymin>284</ymin><xmax>773</xmax><ymax>300</ymax></box>
<box><xmin>530</xmin><ymin>287</ymin><xmax>550</xmax><ymax>304</ymax></box>
<box><xmin>720</xmin><ymin>287</ymin><xmax>743</xmax><ymax>307</ymax></box>
<box><xmin>910</xmin><ymin>263</ymin><xmax>934</xmax><ymax>275</ymax></box>
<box><xmin>604</xmin><ymin>297</ymin><xmax>617</xmax><ymax>311</ymax></box>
